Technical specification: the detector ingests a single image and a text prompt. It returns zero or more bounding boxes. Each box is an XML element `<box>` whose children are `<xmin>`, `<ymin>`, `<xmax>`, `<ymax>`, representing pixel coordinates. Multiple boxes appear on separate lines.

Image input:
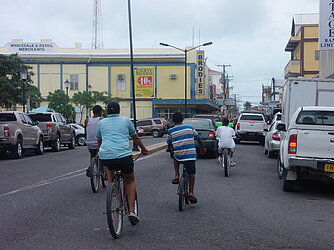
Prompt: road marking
<box><xmin>0</xmin><ymin>149</ymin><xmax>164</xmax><ymax>198</ymax></box>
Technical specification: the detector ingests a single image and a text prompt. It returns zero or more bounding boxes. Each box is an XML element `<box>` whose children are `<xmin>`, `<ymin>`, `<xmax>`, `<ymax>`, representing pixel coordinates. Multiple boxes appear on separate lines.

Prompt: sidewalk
<box><xmin>132</xmin><ymin>141</ymin><xmax>167</xmax><ymax>158</ymax></box>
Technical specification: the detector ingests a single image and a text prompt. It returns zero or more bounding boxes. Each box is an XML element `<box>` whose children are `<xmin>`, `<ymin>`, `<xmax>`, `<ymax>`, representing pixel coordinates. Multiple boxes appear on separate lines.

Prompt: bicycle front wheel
<box><xmin>223</xmin><ymin>149</ymin><xmax>230</xmax><ymax>177</ymax></box>
<box><xmin>106</xmin><ymin>183</ymin><xmax>123</xmax><ymax>239</ymax></box>
<box><xmin>178</xmin><ymin>177</ymin><xmax>185</xmax><ymax>211</ymax></box>
<box><xmin>90</xmin><ymin>157</ymin><xmax>100</xmax><ymax>193</ymax></box>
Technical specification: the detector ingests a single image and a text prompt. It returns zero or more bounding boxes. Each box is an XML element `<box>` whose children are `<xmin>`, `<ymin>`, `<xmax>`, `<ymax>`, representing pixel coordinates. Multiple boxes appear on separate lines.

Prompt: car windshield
<box><xmin>183</xmin><ymin>119</ymin><xmax>213</xmax><ymax>130</ymax></box>
<box><xmin>296</xmin><ymin>111</ymin><xmax>334</xmax><ymax>126</ymax></box>
<box><xmin>240</xmin><ymin>115</ymin><xmax>264</xmax><ymax>121</ymax></box>
<box><xmin>0</xmin><ymin>113</ymin><xmax>17</xmax><ymax>122</ymax></box>
<box><xmin>29</xmin><ymin>114</ymin><xmax>52</xmax><ymax>122</ymax></box>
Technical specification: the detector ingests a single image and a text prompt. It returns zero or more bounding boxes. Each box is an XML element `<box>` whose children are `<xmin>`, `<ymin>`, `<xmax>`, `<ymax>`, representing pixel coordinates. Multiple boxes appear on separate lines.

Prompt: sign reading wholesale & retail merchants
<box><xmin>8</xmin><ymin>42</ymin><xmax>55</xmax><ymax>53</ymax></box>
<box><xmin>319</xmin><ymin>0</ymin><xmax>334</xmax><ymax>49</ymax></box>
<box><xmin>196</xmin><ymin>50</ymin><xmax>205</xmax><ymax>95</ymax></box>
<box><xmin>134</xmin><ymin>66</ymin><xmax>155</xmax><ymax>97</ymax></box>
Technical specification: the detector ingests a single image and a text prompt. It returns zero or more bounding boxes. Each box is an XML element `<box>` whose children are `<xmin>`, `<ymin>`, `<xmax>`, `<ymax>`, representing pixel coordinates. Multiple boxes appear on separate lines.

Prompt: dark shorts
<box><xmin>176</xmin><ymin>160</ymin><xmax>196</xmax><ymax>176</ymax></box>
<box><xmin>88</xmin><ymin>148</ymin><xmax>98</xmax><ymax>158</ymax></box>
<box><xmin>99</xmin><ymin>155</ymin><xmax>134</xmax><ymax>175</ymax></box>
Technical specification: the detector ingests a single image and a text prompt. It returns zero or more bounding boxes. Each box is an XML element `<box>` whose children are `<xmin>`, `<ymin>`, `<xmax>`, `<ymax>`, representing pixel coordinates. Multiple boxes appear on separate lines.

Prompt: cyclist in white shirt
<box><xmin>216</xmin><ymin>117</ymin><xmax>236</xmax><ymax>166</ymax></box>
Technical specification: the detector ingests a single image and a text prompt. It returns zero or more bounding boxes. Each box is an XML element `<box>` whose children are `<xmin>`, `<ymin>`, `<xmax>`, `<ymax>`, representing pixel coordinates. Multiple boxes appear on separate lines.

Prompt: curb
<box><xmin>132</xmin><ymin>142</ymin><xmax>167</xmax><ymax>158</ymax></box>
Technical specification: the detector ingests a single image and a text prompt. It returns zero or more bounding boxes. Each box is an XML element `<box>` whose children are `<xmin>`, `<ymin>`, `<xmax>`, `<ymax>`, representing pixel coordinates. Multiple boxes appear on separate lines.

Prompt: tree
<box><xmin>92</xmin><ymin>91</ymin><xmax>120</xmax><ymax>116</ymax></box>
<box><xmin>72</xmin><ymin>91</ymin><xmax>95</xmax><ymax>124</ymax></box>
<box><xmin>47</xmin><ymin>90</ymin><xmax>75</xmax><ymax>120</ymax></box>
<box><xmin>244</xmin><ymin>101</ymin><xmax>252</xmax><ymax>110</ymax></box>
<box><xmin>0</xmin><ymin>54</ymin><xmax>40</xmax><ymax>109</ymax></box>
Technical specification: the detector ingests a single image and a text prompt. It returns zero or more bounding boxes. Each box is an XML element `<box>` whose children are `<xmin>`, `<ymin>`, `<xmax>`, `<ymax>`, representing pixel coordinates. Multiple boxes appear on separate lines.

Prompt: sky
<box><xmin>0</xmin><ymin>0</ymin><xmax>319</xmax><ymax>105</ymax></box>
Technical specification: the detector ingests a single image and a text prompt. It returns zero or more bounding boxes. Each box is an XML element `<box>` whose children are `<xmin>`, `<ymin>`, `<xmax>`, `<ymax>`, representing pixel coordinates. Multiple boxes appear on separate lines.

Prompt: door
<box><xmin>55</xmin><ymin>114</ymin><xmax>71</xmax><ymax>141</ymax></box>
<box><xmin>18</xmin><ymin>113</ymin><xmax>32</xmax><ymax>147</ymax></box>
<box><xmin>24</xmin><ymin>114</ymin><xmax>39</xmax><ymax>146</ymax></box>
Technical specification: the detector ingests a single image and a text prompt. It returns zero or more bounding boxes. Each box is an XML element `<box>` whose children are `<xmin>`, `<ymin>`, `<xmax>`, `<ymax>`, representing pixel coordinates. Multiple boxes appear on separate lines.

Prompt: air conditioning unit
<box><xmin>117</xmin><ymin>74</ymin><xmax>125</xmax><ymax>81</ymax></box>
<box><xmin>170</xmin><ymin>74</ymin><xmax>177</xmax><ymax>79</ymax></box>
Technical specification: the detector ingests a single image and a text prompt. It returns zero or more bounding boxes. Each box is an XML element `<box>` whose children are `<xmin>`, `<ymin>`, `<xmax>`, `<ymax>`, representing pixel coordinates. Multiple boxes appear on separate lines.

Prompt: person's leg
<box><xmin>185</xmin><ymin>161</ymin><xmax>197</xmax><ymax>203</ymax></box>
<box><xmin>172</xmin><ymin>159</ymin><xmax>180</xmax><ymax>184</ymax></box>
<box><xmin>86</xmin><ymin>149</ymin><xmax>97</xmax><ymax>177</ymax></box>
<box><xmin>123</xmin><ymin>173</ymin><xmax>136</xmax><ymax>213</ymax></box>
<box><xmin>106</xmin><ymin>168</ymin><xmax>115</xmax><ymax>183</ymax></box>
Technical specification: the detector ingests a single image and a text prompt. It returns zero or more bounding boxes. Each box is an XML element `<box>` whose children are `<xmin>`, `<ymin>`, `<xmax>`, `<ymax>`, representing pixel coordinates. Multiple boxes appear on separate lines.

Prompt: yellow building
<box><xmin>284</xmin><ymin>14</ymin><xmax>319</xmax><ymax>78</ymax></box>
<box><xmin>0</xmin><ymin>39</ymin><xmax>218</xmax><ymax>119</ymax></box>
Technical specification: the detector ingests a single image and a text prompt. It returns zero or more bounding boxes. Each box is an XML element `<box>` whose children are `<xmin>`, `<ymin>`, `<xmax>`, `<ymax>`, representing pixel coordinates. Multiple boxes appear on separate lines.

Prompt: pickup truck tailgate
<box><xmin>297</xmin><ymin>129</ymin><xmax>334</xmax><ymax>158</ymax></box>
<box><xmin>240</xmin><ymin>121</ymin><xmax>265</xmax><ymax>132</ymax></box>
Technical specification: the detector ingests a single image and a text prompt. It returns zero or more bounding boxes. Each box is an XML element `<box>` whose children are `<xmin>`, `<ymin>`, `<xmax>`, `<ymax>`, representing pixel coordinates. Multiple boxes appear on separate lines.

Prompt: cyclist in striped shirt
<box><xmin>166</xmin><ymin>112</ymin><xmax>206</xmax><ymax>203</ymax></box>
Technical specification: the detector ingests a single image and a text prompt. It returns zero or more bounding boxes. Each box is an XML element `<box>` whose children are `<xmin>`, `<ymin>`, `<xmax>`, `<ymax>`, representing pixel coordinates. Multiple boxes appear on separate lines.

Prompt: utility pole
<box><xmin>216</xmin><ymin>64</ymin><xmax>231</xmax><ymax>115</ymax></box>
<box><xmin>91</xmin><ymin>0</ymin><xmax>104</xmax><ymax>49</ymax></box>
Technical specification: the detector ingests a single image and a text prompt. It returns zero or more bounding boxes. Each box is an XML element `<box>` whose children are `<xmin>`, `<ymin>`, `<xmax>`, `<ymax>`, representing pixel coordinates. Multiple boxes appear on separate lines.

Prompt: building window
<box><xmin>315</xmin><ymin>50</ymin><xmax>320</xmax><ymax>61</ymax></box>
<box><xmin>117</xmin><ymin>74</ymin><xmax>126</xmax><ymax>90</ymax></box>
<box><xmin>70</xmin><ymin>74</ymin><xmax>78</xmax><ymax>90</ymax></box>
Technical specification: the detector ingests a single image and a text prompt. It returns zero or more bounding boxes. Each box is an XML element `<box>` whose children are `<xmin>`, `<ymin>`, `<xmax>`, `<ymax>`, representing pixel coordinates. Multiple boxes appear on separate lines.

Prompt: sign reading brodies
<box><xmin>134</xmin><ymin>66</ymin><xmax>155</xmax><ymax>98</ymax></box>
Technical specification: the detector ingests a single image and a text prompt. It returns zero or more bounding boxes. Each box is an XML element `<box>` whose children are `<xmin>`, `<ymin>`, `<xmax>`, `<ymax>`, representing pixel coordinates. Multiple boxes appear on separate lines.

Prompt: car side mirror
<box><xmin>277</xmin><ymin>123</ymin><xmax>286</xmax><ymax>132</ymax></box>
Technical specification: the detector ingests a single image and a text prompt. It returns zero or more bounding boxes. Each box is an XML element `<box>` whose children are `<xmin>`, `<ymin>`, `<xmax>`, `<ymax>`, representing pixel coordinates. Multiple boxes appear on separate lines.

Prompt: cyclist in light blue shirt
<box><xmin>96</xmin><ymin>101</ymin><xmax>148</xmax><ymax>225</ymax></box>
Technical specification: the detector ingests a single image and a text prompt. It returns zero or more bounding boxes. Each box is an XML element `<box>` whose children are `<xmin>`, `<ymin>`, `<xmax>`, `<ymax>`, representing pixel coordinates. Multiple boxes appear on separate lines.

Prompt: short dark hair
<box><xmin>222</xmin><ymin>117</ymin><xmax>229</xmax><ymax>126</ymax></box>
<box><xmin>172</xmin><ymin>112</ymin><xmax>183</xmax><ymax>124</ymax></box>
<box><xmin>92</xmin><ymin>105</ymin><xmax>102</xmax><ymax>115</ymax></box>
<box><xmin>107</xmin><ymin>101</ymin><xmax>120</xmax><ymax>114</ymax></box>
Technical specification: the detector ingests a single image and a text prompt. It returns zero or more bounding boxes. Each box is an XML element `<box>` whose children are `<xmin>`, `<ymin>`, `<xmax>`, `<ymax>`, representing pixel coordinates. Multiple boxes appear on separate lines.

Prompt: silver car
<box><xmin>264</xmin><ymin>121</ymin><xmax>281</xmax><ymax>158</ymax></box>
<box><xmin>69</xmin><ymin>123</ymin><xmax>86</xmax><ymax>146</ymax></box>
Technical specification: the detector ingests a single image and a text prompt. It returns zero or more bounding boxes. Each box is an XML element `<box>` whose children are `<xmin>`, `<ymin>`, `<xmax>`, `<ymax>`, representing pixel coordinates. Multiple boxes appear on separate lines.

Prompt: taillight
<box><xmin>237</xmin><ymin>123</ymin><xmax>240</xmax><ymax>130</ymax></box>
<box><xmin>208</xmin><ymin>131</ymin><xmax>216</xmax><ymax>139</ymax></box>
<box><xmin>4</xmin><ymin>126</ymin><xmax>10</xmax><ymax>137</ymax></box>
<box><xmin>288</xmin><ymin>134</ymin><xmax>297</xmax><ymax>154</ymax></box>
<box><xmin>47</xmin><ymin>123</ymin><xmax>52</xmax><ymax>134</ymax></box>
<box><xmin>272</xmin><ymin>132</ymin><xmax>280</xmax><ymax>141</ymax></box>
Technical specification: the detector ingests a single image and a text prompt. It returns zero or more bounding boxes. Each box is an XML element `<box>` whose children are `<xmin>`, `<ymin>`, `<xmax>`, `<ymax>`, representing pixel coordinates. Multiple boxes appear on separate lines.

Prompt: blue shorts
<box><xmin>176</xmin><ymin>160</ymin><xmax>196</xmax><ymax>176</ymax></box>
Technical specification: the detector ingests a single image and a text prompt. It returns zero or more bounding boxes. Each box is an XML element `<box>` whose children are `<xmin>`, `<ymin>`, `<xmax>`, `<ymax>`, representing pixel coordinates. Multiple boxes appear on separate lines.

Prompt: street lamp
<box><xmin>87</xmin><ymin>84</ymin><xmax>93</xmax><ymax>116</ymax></box>
<box><xmin>127</xmin><ymin>0</ymin><xmax>139</xmax><ymax>151</ymax></box>
<box><xmin>20</xmin><ymin>69</ymin><xmax>28</xmax><ymax>113</ymax></box>
<box><xmin>64</xmin><ymin>79</ymin><xmax>70</xmax><ymax>96</ymax></box>
<box><xmin>159</xmin><ymin>41</ymin><xmax>213</xmax><ymax>117</ymax></box>
<box><xmin>88</xmin><ymin>83</ymin><xmax>92</xmax><ymax>92</ymax></box>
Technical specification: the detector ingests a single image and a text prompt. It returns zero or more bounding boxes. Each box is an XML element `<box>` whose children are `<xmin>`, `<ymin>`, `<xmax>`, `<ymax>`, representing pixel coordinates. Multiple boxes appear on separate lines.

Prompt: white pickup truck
<box><xmin>277</xmin><ymin>106</ymin><xmax>334</xmax><ymax>192</ymax></box>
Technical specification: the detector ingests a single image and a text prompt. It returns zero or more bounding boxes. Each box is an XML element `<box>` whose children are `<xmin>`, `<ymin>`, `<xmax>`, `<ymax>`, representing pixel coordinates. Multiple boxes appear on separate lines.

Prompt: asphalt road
<box><xmin>1</xmin><ymin>140</ymin><xmax>334</xmax><ymax>249</ymax></box>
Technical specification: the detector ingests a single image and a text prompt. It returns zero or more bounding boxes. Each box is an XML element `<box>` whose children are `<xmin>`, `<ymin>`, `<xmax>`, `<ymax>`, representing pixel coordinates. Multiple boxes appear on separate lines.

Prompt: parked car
<box><xmin>0</xmin><ymin>111</ymin><xmax>44</xmax><ymax>158</ymax></box>
<box><xmin>28</xmin><ymin>112</ymin><xmax>75</xmax><ymax>151</ymax></box>
<box><xmin>277</xmin><ymin>106</ymin><xmax>334</xmax><ymax>192</ymax></box>
<box><xmin>235</xmin><ymin>112</ymin><xmax>266</xmax><ymax>144</ymax></box>
<box><xmin>136</xmin><ymin>118</ymin><xmax>167</xmax><ymax>137</ymax></box>
<box><xmin>183</xmin><ymin>118</ymin><xmax>218</xmax><ymax>158</ymax></box>
<box><xmin>69</xmin><ymin>123</ymin><xmax>86</xmax><ymax>146</ymax></box>
<box><xmin>264</xmin><ymin>121</ymin><xmax>281</xmax><ymax>158</ymax></box>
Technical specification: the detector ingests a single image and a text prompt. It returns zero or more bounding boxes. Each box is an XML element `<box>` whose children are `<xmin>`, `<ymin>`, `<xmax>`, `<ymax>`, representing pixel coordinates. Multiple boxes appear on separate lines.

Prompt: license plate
<box><xmin>324</xmin><ymin>164</ymin><xmax>334</xmax><ymax>173</ymax></box>
<box><xmin>247</xmin><ymin>133</ymin><xmax>255</xmax><ymax>135</ymax></box>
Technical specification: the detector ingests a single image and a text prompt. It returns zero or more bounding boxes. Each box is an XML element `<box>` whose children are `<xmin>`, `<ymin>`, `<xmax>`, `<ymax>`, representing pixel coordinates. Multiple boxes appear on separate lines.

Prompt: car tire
<box><xmin>277</xmin><ymin>157</ymin><xmax>284</xmax><ymax>179</ymax></box>
<box><xmin>52</xmin><ymin>135</ymin><xmax>61</xmax><ymax>152</ymax></box>
<box><xmin>11</xmin><ymin>139</ymin><xmax>23</xmax><ymax>159</ymax></box>
<box><xmin>151</xmin><ymin>130</ymin><xmax>160</xmax><ymax>138</ymax></box>
<box><xmin>76</xmin><ymin>135</ymin><xmax>86</xmax><ymax>146</ymax></box>
<box><xmin>35</xmin><ymin>136</ymin><xmax>44</xmax><ymax>155</ymax></box>
<box><xmin>282</xmin><ymin>167</ymin><xmax>295</xmax><ymax>192</ymax></box>
<box><xmin>68</xmin><ymin>134</ymin><xmax>76</xmax><ymax>149</ymax></box>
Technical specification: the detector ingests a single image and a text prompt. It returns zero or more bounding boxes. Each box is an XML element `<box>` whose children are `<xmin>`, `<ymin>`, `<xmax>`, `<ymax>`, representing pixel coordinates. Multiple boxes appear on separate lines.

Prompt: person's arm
<box><xmin>193</xmin><ymin>128</ymin><xmax>206</xmax><ymax>152</ymax></box>
<box><xmin>84</xmin><ymin>116</ymin><xmax>89</xmax><ymax>137</ymax></box>
<box><xmin>131</xmin><ymin>134</ymin><xmax>148</xmax><ymax>155</ymax></box>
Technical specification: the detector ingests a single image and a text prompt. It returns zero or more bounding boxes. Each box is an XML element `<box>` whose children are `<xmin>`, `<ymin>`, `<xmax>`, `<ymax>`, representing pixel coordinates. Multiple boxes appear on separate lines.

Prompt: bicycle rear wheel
<box><xmin>106</xmin><ymin>183</ymin><xmax>123</xmax><ymax>239</ymax></box>
<box><xmin>178</xmin><ymin>177</ymin><xmax>185</xmax><ymax>211</ymax></box>
<box><xmin>223</xmin><ymin>149</ymin><xmax>230</xmax><ymax>177</ymax></box>
<box><xmin>90</xmin><ymin>157</ymin><xmax>100</xmax><ymax>193</ymax></box>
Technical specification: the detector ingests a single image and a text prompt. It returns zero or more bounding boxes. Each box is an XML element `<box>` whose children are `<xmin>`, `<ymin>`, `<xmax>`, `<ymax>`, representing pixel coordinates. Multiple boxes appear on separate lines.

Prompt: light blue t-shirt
<box><xmin>96</xmin><ymin>114</ymin><xmax>136</xmax><ymax>159</ymax></box>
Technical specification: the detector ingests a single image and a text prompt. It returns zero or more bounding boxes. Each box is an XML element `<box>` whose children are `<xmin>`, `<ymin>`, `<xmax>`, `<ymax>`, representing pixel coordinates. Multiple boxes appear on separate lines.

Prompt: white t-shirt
<box><xmin>216</xmin><ymin>126</ymin><xmax>236</xmax><ymax>149</ymax></box>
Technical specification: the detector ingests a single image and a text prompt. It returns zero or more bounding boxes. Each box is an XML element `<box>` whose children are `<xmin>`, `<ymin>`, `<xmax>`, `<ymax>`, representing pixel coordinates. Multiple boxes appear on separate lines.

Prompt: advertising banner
<box><xmin>8</xmin><ymin>42</ymin><xmax>55</xmax><ymax>53</ymax></box>
<box><xmin>134</xmin><ymin>66</ymin><xmax>155</xmax><ymax>98</ymax></box>
<box><xmin>319</xmin><ymin>0</ymin><xmax>334</xmax><ymax>50</ymax></box>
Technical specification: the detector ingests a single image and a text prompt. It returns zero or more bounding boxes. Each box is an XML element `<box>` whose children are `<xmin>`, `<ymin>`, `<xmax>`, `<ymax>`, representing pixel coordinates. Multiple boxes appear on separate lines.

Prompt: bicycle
<box><xmin>178</xmin><ymin>164</ymin><xmax>189</xmax><ymax>211</ymax></box>
<box><xmin>89</xmin><ymin>156</ymin><xmax>106</xmax><ymax>193</ymax></box>
<box><xmin>218</xmin><ymin>148</ymin><xmax>232</xmax><ymax>177</ymax></box>
<box><xmin>106</xmin><ymin>154</ymin><xmax>140</xmax><ymax>239</ymax></box>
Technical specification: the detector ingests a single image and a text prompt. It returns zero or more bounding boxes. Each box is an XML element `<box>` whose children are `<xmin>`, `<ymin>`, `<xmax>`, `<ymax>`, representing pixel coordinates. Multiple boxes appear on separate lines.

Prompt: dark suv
<box><xmin>136</xmin><ymin>118</ymin><xmax>167</xmax><ymax>137</ymax></box>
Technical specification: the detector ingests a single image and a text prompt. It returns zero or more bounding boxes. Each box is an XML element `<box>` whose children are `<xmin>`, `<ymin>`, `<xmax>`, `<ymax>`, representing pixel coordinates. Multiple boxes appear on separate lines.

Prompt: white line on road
<box><xmin>0</xmin><ymin>150</ymin><xmax>163</xmax><ymax>198</ymax></box>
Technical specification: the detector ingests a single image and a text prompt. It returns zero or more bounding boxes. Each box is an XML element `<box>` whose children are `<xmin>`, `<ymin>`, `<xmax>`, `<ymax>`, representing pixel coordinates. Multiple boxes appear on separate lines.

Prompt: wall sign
<box><xmin>134</xmin><ymin>66</ymin><xmax>155</xmax><ymax>98</ymax></box>
<box><xmin>8</xmin><ymin>42</ymin><xmax>55</xmax><ymax>53</ymax></box>
<box><xmin>196</xmin><ymin>50</ymin><xmax>205</xmax><ymax>95</ymax></box>
<box><xmin>319</xmin><ymin>0</ymin><xmax>334</xmax><ymax>50</ymax></box>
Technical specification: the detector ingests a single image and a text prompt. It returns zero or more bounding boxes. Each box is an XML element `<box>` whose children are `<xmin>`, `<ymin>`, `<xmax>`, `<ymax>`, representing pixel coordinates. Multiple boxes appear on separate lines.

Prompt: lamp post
<box><xmin>88</xmin><ymin>84</ymin><xmax>92</xmax><ymax>116</ymax></box>
<box><xmin>127</xmin><ymin>0</ymin><xmax>139</xmax><ymax>151</ymax></box>
<box><xmin>64</xmin><ymin>79</ymin><xmax>70</xmax><ymax>97</ymax></box>
<box><xmin>20</xmin><ymin>69</ymin><xmax>28</xmax><ymax>113</ymax></box>
<box><xmin>159</xmin><ymin>41</ymin><xmax>213</xmax><ymax>117</ymax></box>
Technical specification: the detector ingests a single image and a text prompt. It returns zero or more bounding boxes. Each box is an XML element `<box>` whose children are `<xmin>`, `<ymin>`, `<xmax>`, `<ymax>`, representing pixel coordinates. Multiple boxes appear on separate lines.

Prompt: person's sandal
<box><xmin>171</xmin><ymin>177</ymin><xmax>179</xmax><ymax>184</ymax></box>
<box><xmin>188</xmin><ymin>195</ymin><xmax>198</xmax><ymax>204</ymax></box>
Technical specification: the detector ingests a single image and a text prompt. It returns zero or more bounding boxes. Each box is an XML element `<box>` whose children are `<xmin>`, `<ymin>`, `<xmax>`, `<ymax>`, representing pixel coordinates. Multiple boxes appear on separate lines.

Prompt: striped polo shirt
<box><xmin>167</xmin><ymin>123</ymin><xmax>200</xmax><ymax>161</ymax></box>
